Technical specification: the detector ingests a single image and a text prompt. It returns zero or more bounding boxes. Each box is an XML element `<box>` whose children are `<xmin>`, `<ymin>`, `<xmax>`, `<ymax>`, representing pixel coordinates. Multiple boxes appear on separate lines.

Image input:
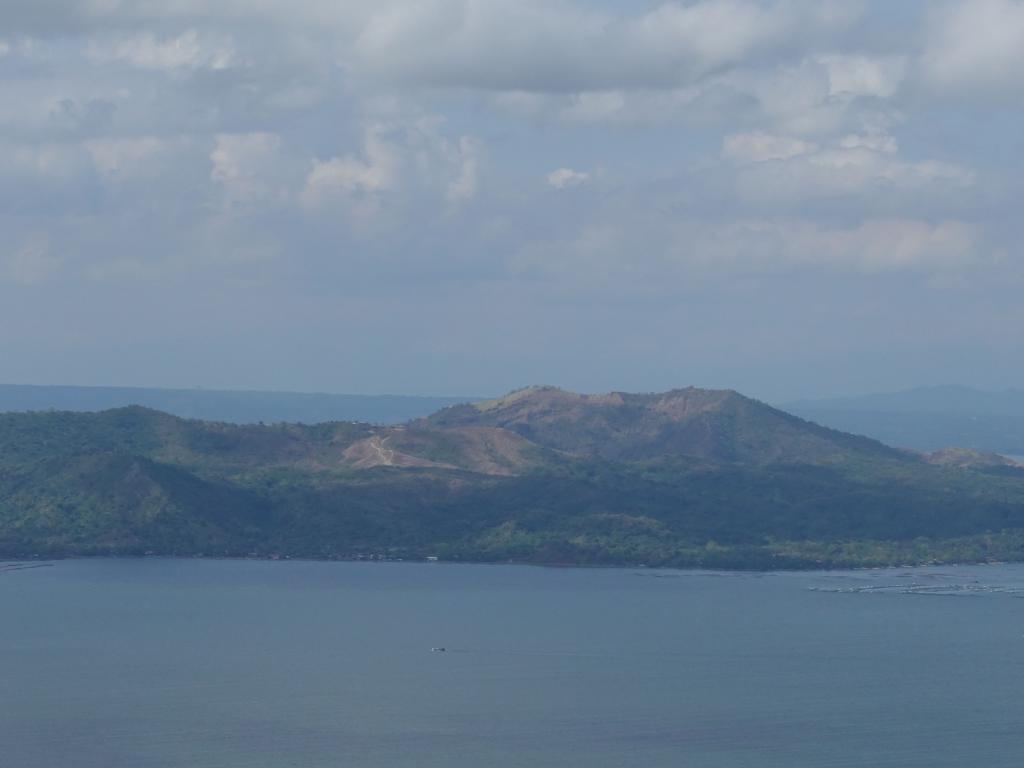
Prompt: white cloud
<box><xmin>718</xmin><ymin>54</ymin><xmax>906</xmax><ymax>138</ymax></box>
<box><xmin>444</xmin><ymin>136</ymin><xmax>481</xmax><ymax>207</ymax></box>
<box><xmin>817</xmin><ymin>54</ymin><xmax>906</xmax><ymax>99</ymax></box>
<box><xmin>722</xmin><ymin>132</ymin><xmax>817</xmax><ymax>163</ymax></box>
<box><xmin>723</xmin><ymin>130</ymin><xmax>974</xmax><ymax>202</ymax></box>
<box><xmin>547</xmin><ymin>168</ymin><xmax>590</xmax><ymax>189</ymax></box>
<box><xmin>623</xmin><ymin>0</ymin><xmax>796</xmax><ymax>76</ymax></box>
<box><xmin>3</xmin><ymin>141</ymin><xmax>93</xmax><ymax>185</ymax></box>
<box><xmin>560</xmin><ymin>91</ymin><xmax>629</xmax><ymax>123</ymax></box>
<box><xmin>838</xmin><ymin>133</ymin><xmax>897</xmax><ymax>153</ymax></box>
<box><xmin>86</xmin><ymin>136</ymin><xmax>169</xmax><ymax>179</ymax></box>
<box><xmin>303</xmin><ymin>127</ymin><xmax>397</xmax><ymax>208</ymax></box>
<box><xmin>88</xmin><ymin>29</ymin><xmax>236</xmax><ymax>71</ymax></box>
<box><xmin>210</xmin><ymin>132</ymin><xmax>290</xmax><ymax>207</ymax></box>
<box><xmin>300</xmin><ymin>120</ymin><xmax>483</xmax><ymax>216</ymax></box>
<box><xmin>923</xmin><ymin>0</ymin><xmax>1024</xmax><ymax>95</ymax></box>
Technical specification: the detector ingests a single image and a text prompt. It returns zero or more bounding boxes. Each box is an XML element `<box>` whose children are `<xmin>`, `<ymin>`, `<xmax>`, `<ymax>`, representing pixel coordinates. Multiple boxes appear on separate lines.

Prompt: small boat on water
<box><xmin>431</xmin><ymin>647</ymin><xmax>446</xmax><ymax>652</ymax></box>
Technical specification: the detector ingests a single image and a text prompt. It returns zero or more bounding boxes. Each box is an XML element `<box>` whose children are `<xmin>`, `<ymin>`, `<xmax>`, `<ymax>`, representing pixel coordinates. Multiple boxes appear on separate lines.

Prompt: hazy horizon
<box><xmin>2</xmin><ymin>379</ymin><xmax>1024</xmax><ymax>405</ymax></box>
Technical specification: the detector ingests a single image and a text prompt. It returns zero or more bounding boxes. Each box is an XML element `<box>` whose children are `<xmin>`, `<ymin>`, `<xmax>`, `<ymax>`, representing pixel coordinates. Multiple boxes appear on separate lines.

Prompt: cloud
<box><xmin>353</xmin><ymin>0</ymin><xmax>862</xmax><ymax>93</ymax></box>
<box><xmin>722</xmin><ymin>131</ymin><xmax>975</xmax><ymax>204</ymax></box>
<box><xmin>302</xmin><ymin>127</ymin><xmax>398</xmax><ymax>211</ymax></box>
<box><xmin>0</xmin><ymin>141</ymin><xmax>97</xmax><ymax>212</ymax></box>
<box><xmin>923</xmin><ymin>0</ymin><xmax>1024</xmax><ymax>96</ymax></box>
<box><xmin>558</xmin><ymin>91</ymin><xmax>630</xmax><ymax>123</ymax></box>
<box><xmin>738</xmin><ymin>217</ymin><xmax>979</xmax><ymax>273</ymax></box>
<box><xmin>211</xmin><ymin>132</ymin><xmax>292</xmax><ymax>208</ymax></box>
<box><xmin>488</xmin><ymin>48</ymin><xmax>908</xmax><ymax>133</ymax></box>
<box><xmin>817</xmin><ymin>54</ymin><xmax>906</xmax><ymax>99</ymax></box>
<box><xmin>722</xmin><ymin>132</ymin><xmax>817</xmax><ymax>163</ymax></box>
<box><xmin>716</xmin><ymin>53</ymin><xmax>906</xmax><ymax>138</ymax></box>
<box><xmin>87</xmin><ymin>29</ymin><xmax>237</xmax><ymax>71</ymax></box>
<box><xmin>512</xmin><ymin>215</ymin><xmax>980</xmax><ymax>286</ymax></box>
<box><xmin>444</xmin><ymin>136</ymin><xmax>481</xmax><ymax>207</ymax></box>
<box><xmin>300</xmin><ymin>120</ymin><xmax>484</xmax><ymax>218</ymax></box>
<box><xmin>547</xmin><ymin>168</ymin><xmax>590</xmax><ymax>189</ymax></box>
<box><xmin>3</xmin><ymin>237</ymin><xmax>62</xmax><ymax>285</ymax></box>
<box><xmin>837</xmin><ymin>133</ymin><xmax>897</xmax><ymax>153</ymax></box>
<box><xmin>86</xmin><ymin>136</ymin><xmax>169</xmax><ymax>179</ymax></box>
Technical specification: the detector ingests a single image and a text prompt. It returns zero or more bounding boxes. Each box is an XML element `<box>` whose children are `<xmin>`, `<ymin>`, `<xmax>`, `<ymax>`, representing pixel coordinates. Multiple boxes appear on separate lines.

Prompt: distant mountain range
<box><xmin>0</xmin><ymin>384</ymin><xmax>474</xmax><ymax>425</ymax></box>
<box><xmin>3</xmin><ymin>385</ymin><xmax>1024</xmax><ymax>569</ymax></box>
<box><xmin>783</xmin><ymin>386</ymin><xmax>1024</xmax><ymax>456</ymax></box>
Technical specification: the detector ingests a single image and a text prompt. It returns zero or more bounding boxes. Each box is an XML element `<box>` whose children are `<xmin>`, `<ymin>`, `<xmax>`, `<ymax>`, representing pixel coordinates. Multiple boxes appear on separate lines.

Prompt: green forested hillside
<box><xmin>3</xmin><ymin>388</ymin><xmax>1024</xmax><ymax>568</ymax></box>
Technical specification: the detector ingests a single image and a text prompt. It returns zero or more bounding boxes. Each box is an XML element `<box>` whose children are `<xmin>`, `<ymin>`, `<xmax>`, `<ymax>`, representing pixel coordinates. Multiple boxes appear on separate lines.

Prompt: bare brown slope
<box><xmin>423</xmin><ymin>385</ymin><xmax>908</xmax><ymax>465</ymax></box>
<box><xmin>343</xmin><ymin>425</ymin><xmax>548</xmax><ymax>475</ymax></box>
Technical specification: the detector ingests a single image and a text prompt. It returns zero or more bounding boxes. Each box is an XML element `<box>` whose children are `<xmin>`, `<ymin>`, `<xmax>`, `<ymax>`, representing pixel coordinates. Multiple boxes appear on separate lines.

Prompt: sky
<box><xmin>0</xmin><ymin>0</ymin><xmax>1022</xmax><ymax>401</ymax></box>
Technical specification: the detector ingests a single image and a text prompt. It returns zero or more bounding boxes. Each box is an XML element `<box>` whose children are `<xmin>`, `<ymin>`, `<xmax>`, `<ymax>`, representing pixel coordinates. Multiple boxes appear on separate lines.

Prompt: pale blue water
<box><xmin>3</xmin><ymin>559</ymin><xmax>1024</xmax><ymax>767</ymax></box>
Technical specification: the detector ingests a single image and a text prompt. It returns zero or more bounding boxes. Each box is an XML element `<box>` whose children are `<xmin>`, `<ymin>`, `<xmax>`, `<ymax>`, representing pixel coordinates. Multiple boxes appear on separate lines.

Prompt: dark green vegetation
<box><xmin>785</xmin><ymin>385</ymin><xmax>1024</xmax><ymax>455</ymax></box>
<box><xmin>0</xmin><ymin>383</ymin><xmax>473</xmax><ymax>425</ymax></box>
<box><xmin>3</xmin><ymin>385</ymin><xmax>1024</xmax><ymax>569</ymax></box>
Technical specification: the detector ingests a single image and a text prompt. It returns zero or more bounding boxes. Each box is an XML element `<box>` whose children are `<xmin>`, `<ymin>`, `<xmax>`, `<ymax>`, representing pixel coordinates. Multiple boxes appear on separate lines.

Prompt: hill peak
<box><xmin>426</xmin><ymin>385</ymin><xmax>894</xmax><ymax>465</ymax></box>
<box><xmin>473</xmin><ymin>385</ymin><xmax>574</xmax><ymax>412</ymax></box>
<box><xmin>471</xmin><ymin>385</ymin><xmax>745</xmax><ymax>414</ymax></box>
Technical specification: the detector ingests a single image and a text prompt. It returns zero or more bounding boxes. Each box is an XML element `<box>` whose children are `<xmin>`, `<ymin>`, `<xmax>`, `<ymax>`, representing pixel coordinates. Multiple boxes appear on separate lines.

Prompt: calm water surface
<box><xmin>3</xmin><ymin>559</ymin><xmax>1024</xmax><ymax>767</ymax></box>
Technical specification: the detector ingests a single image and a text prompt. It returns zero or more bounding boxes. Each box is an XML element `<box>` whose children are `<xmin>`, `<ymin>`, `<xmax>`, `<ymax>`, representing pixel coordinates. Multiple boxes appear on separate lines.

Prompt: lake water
<box><xmin>3</xmin><ymin>559</ymin><xmax>1024</xmax><ymax>767</ymax></box>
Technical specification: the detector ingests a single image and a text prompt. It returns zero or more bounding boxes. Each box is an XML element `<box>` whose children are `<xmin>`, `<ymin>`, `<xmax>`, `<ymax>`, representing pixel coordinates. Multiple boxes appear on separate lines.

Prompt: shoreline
<box><xmin>1</xmin><ymin>551</ymin><xmax>1016</xmax><ymax>575</ymax></box>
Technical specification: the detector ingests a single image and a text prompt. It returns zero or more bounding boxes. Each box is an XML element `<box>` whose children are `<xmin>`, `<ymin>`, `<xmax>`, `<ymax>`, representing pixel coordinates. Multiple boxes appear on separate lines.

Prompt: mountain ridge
<box><xmin>424</xmin><ymin>385</ymin><xmax>906</xmax><ymax>466</ymax></box>
<box><xmin>3</xmin><ymin>385</ymin><xmax>1024</xmax><ymax>568</ymax></box>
